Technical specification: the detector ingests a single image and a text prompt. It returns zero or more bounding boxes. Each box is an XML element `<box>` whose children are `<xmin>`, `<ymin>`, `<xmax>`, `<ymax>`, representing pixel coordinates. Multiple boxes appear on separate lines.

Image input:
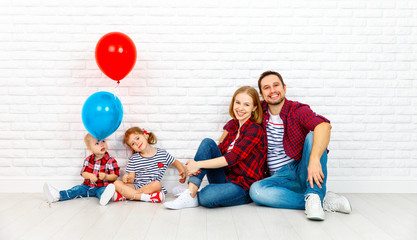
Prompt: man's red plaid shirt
<box><xmin>261</xmin><ymin>98</ymin><xmax>330</xmax><ymax>161</ymax></box>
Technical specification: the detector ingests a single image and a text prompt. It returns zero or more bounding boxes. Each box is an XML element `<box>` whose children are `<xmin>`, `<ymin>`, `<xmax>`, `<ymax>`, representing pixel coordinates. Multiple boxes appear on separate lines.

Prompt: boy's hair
<box><xmin>123</xmin><ymin>127</ymin><xmax>157</xmax><ymax>152</ymax></box>
<box><xmin>257</xmin><ymin>71</ymin><xmax>284</xmax><ymax>94</ymax></box>
<box><xmin>83</xmin><ymin>133</ymin><xmax>94</xmax><ymax>148</ymax></box>
<box><xmin>228</xmin><ymin>86</ymin><xmax>263</xmax><ymax>124</ymax></box>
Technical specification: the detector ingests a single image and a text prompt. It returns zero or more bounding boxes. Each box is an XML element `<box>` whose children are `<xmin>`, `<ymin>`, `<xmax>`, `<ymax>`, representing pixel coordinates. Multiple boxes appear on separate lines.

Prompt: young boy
<box><xmin>43</xmin><ymin>133</ymin><xmax>121</xmax><ymax>206</ymax></box>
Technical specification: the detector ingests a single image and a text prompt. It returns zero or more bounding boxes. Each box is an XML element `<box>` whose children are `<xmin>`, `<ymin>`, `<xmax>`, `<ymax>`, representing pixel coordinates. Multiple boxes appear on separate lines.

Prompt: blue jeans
<box><xmin>249</xmin><ymin>132</ymin><xmax>327</xmax><ymax>209</ymax></box>
<box><xmin>189</xmin><ymin>138</ymin><xmax>251</xmax><ymax>208</ymax></box>
<box><xmin>59</xmin><ymin>185</ymin><xmax>107</xmax><ymax>201</ymax></box>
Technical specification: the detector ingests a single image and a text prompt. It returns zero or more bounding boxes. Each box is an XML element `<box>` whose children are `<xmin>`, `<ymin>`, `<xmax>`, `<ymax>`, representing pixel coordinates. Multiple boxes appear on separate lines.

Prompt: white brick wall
<box><xmin>1</xmin><ymin>0</ymin><xmax>416</xmax><ymax>193</ymax></box>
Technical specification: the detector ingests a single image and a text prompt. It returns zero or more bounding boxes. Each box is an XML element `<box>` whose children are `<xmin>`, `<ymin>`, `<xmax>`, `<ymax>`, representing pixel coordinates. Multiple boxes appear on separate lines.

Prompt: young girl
<box><xmin>114</xmin><ymin>127</ymin><xmax>186</xmax><ymax>203</ymax></box>
<box><xmin>164</xmin><ymin>86</ymin><xmax>267</xmax><ymax>209</ymax></box>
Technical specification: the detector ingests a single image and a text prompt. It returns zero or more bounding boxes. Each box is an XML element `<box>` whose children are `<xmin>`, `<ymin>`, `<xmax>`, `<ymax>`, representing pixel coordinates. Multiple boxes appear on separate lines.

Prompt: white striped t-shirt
<box><xmin>126</xmin><ymin>148</ymin><xmax>175</xmax><ymax>194</ymax></box>
<box><xmin>266</xmin><ymin>110</ymin><xmax>295</xmax><ymax>174</ymax></box>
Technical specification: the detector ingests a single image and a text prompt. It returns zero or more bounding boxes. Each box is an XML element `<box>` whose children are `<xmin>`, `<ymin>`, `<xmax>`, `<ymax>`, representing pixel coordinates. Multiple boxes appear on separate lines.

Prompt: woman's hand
<box><xmin>307</xmin><ymin>159</ymin><xmax>324</xmax><ymax>189</ymax></box>
<box><xmin>185</xmin><ymin>160</ymin><xmax>201</xmax><ymax>176</ymax></box>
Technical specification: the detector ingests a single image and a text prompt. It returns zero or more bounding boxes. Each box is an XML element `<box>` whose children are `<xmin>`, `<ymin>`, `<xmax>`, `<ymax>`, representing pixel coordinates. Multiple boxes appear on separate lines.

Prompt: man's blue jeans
<box><xmin>189</xmin><ymin>138</ymin><xmax>250</xmax><ymax>208</ymax></box>
<box><xmin>59</xmin><ymin>184</ymin><xmax>107</xmax><ymax>201</ymax></box>
<box><xmin>249</xmin><ymin>132</ymin><xmax>327</xmax><ymax>209</ymax></box>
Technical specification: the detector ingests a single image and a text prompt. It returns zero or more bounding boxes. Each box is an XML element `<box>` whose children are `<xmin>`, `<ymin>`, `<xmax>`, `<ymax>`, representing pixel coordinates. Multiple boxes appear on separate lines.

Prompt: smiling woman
<box><xmin>164</xmin><ymin>86</ymin><xmax>267</xmax><ymax>210</ymax></box>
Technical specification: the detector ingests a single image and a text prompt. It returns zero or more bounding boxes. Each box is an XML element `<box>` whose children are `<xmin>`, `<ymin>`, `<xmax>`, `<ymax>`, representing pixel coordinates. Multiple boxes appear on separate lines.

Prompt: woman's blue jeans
<box><xmin>249</xmin><ymin>132</ymin><xmax>328</xmax><ymax>209</ymax></box>
<box><xmin>189</xmin><ymin>138</ymin><xmax>250</xmax><ymax>208</ymax></box>
<box><xmin>59</xmin><ymin>185</ymin><xmax>107</xmax><ymax>201</ymax></box>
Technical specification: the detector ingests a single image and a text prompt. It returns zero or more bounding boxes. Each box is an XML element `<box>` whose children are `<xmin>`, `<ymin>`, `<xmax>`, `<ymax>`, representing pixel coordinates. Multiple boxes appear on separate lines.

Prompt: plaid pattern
<box><xmin>261</xmin><ymin>98</ymin><xmax>330</xmax><ymax>161</ymax></box>
<box><xmin>219</xmin><ymin>119</ymin><xmax>267</xmax><ymax>191</ymax></box>
<box><xmin>80</xmin><ymin>152</ymin><xmax>120</xmax><ymax>187</ymax></box>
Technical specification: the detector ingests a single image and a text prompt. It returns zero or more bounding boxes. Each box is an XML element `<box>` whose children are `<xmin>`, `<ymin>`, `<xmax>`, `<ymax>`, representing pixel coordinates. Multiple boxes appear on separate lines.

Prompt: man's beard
<box><xmin>265</xmin><ymin>96</ymin><xmax>285</xmax><ymax>106</ymax></box>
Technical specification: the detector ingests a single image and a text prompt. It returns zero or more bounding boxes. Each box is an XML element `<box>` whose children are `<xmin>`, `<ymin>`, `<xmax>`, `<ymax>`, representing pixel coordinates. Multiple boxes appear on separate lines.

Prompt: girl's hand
<box><xmin>98</xmin><ymin>172</ymin><xmax>106</xmax><ymax>180</ymax></box>
<box><xmin>185</xmin><ymin>160</ymin><xmax>201</xmax><ymax>176</ymax></box>
<box><xmin>122</xmin><ymin>174</ymin><xmax>130</xmax><ymax>183</ymax></box>
<box><xmin>179</xmin><ymin>171</ymin><xmax>186</xmax><ymax>183</ymax></box>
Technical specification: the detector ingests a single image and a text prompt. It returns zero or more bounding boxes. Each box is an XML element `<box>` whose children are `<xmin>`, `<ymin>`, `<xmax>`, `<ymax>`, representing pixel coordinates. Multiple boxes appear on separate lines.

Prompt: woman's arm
<box><xmin>185</xmin><ymin>156</ymin><xmax>228</xmax><ymax>176</ymax></box>
<box><xmin>219</xmin><ymin>130</ymin><xmax>228</xmax><ymax>144</ymax></box>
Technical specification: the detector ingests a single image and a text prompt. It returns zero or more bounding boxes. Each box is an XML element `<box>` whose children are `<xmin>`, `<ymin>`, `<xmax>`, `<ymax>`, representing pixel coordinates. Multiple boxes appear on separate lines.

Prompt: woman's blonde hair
<box><xmin>123</xmin><ymin>127</ymin><xmax>157</xmax><ymax>153</ymax></box>
<box><xmin>228</xmin><ymin>86</ymin><xmax>263</xmax><ymax>124</ymax></box>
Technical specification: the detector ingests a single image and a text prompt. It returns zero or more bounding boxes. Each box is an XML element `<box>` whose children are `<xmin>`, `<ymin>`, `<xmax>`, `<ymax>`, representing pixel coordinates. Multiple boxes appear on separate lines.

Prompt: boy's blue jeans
<box><xmin>189</xmin><ymin>138</ymin><xmax>250</xmax><ymax>208</ymax></box>
<box><xmin>59</xmin><ymin>185</ymin><xmax>107</xmax><ymax>201</ymax></box>
<box><xmin>249</xmin><ymin>132</ymin><xmax>328</xmax><ymax>209</ymax></box>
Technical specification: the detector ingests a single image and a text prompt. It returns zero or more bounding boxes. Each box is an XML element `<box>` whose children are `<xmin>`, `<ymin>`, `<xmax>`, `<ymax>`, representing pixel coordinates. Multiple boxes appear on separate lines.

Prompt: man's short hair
<box><xmin>257</xmin><ymin>71</ymin><xmax>285</xmax><ymax>94</ymax></box>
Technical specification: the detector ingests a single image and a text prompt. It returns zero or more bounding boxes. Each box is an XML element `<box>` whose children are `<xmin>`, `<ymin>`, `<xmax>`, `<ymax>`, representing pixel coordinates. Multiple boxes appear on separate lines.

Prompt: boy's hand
<box><xmin>179</xmin><ymin>171</ymin><xmax>186</xmax><ymax>183</ymax></box>
<box><xmin>98</xmin><ymin>172</ymin><xmax>106</xmax><ymax>180</ymax></box>
<box><xmin>123</xmin><ymin>174</ymin><xmax>130</xmax><ymax>183</ymax></box>
<box><xmin>90</xmin><ymin>174</ymin><xmax>98</xmax><ymax>183</ymax></box>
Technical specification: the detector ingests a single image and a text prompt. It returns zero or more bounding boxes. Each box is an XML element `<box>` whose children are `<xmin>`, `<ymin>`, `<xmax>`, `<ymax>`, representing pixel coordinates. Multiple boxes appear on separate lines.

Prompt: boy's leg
<box><xmin>59</xmin><ymin>185</ymin><xmax>91</xmax><ymax>201</ymax></box>
<box><xmin>95</xmin><ymin>184</ymin><xmax>116</xmax><ymax>206</ymax></box>
<box><xmin>198</xmin><ymin>182</ymin><xmax>250</xmax><ymax>208</ymax></box>
<box><xmin>250</xmin><ymin>163</ymin><xmax>305</xmax><ymax>209</ymax></box>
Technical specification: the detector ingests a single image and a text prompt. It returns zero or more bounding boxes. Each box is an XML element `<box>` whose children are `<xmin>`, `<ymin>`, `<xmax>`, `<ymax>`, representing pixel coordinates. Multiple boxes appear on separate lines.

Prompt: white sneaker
<box><xmin>99</xmin><ymin>184</ymin><xmax>115</xmax><ymax>206</ymax></box>
<box><xmin>172</xmin><ymin>185</ymin><xmax>188</xmax><ymax>197</ymax></box>
<box><xmin>164</xmin><ymin>189</ymin><xmax>198</xmax><ymax>210</ymax></box>
<box><xmin>305</xmin><ymin>193</ymin><xmax>325</xmax><ymax>221</ymax></box>
<box><xmin>323</xmin><ymin>191</ymin><xmax>352</xmax><ymax>214</ymax></box>
<box><xmin>43</xmin><ymin>183</ymin><xmax>60</xmax><ymax>203</ymax></box>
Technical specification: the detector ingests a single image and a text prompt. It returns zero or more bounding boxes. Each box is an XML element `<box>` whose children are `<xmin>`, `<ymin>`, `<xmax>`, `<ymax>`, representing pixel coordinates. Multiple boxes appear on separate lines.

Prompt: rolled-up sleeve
<box><xmin>296</xmin><ymin>106</ymin><xmax>330</xmax><ymax>131</ymax></box>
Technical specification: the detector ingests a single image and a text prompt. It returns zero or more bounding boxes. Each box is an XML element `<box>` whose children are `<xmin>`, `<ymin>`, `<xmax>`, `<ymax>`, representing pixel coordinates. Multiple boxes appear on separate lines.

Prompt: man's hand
<box><xmin>307</xmin><ymin>160</ymin><xmax>324</xmax><ymax>189</ymax></box>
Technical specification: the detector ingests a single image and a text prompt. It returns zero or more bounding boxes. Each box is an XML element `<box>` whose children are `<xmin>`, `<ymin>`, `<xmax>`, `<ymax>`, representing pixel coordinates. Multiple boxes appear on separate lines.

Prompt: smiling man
<box><xmin>249</xmin><ymin>71</ymin><xmax>352</xmax><ymax>221</ymax></box>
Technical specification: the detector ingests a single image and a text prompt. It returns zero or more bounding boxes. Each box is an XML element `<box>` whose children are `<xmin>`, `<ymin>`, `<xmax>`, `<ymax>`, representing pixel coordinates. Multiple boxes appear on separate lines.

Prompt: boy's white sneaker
<box><xmin>305</xmin><ymin>193</ymin><xmax>325</xmax><ymax>221</ymax></box>
<box><xmin>43</xmin><ymin>183</ymin><xmax>60</xmax><ymax>203</ymax></box>
<box><xmin>100</xmin><ymin>184</ymin><xmax>115</xmax><ymax>206</ymax></box>
<box><xmin>323</xmin><ymin>191</ymin><xmax>352</xmax><ymax>214</ymax></box>
<box><xmin>164</xmin><ymin>189</ymin><xmax>198</xmax><ymax>210</ymax></box>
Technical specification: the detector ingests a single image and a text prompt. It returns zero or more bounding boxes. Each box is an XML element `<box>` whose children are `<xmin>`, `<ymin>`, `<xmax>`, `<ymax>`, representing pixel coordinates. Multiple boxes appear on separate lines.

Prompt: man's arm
<box><xmin>307</xmin><ymin>122</ymin><xmax>331</xmax><ymax>189</ymax></box>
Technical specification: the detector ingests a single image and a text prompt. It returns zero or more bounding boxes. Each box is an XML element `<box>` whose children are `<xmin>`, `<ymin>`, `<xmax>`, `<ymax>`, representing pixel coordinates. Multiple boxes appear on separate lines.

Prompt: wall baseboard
<box><xmin>1</xmin><ymin>177</ymin><xmax>416</xmax><ymax>193</ymax></box>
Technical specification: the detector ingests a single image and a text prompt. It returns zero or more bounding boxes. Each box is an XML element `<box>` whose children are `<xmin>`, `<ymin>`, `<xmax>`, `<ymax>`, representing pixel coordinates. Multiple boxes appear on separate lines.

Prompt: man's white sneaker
<box><xmin>43</xmin><ymin>183</ymin><xmax>60</xmax><ymax>203</ymax></box>
<box><xmin>99</xmin><ymin>184</ymin><xmax>115</xmax><ymax>206</ymax></box>
<box><xmin>305</xmin><ymin>193</ymin><xmax>325</xmax><ymax>221</ymax></box>
<box><xmin>323</xmin><ymin>191</ymin><xmax>352</xmax><ymax>214</ymax></box>
<box><xmin>164</xmin><ymin>189</ymin><xmax>198</xmax><ymax>210</ymax></box>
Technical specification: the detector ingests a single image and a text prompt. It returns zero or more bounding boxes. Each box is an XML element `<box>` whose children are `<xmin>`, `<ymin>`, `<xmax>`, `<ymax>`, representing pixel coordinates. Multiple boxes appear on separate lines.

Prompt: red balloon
<box><xmin>95</xmin><ymin>32</ymin><xmax>137</xmax><ymax>83</ymax></box>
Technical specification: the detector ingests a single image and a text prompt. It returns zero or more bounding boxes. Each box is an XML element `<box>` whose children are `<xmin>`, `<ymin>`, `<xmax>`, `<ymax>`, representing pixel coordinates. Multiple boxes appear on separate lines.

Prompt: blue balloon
<box><xmin>82</xmin><ymin>91</ymin><xmax>123</xmax><ymax>140</ymax></box>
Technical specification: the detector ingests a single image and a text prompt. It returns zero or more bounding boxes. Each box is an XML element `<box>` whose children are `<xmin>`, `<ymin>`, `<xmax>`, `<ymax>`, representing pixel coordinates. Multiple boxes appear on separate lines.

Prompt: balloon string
<box><xmin>113</xmin><ymin>82</ymin><xmax>120</xmax><ymax>100</ymax></box>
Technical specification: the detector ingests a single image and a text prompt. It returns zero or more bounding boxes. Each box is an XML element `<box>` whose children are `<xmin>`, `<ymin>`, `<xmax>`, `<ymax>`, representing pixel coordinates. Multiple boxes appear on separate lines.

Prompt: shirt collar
<box><xmin>88</xmin><ymin>152</ymin><xmax>110</xmax><ymax>162</ymax></box>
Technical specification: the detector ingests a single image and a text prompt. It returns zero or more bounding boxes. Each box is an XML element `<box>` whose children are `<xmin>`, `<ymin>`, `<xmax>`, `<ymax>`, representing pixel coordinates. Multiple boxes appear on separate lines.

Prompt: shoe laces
<box><xmin>305</xmin><ymin>194</ymin><xmax>322</xmax><ymax>210</ymax></box>
<box><xmin>177</xmin><ymin>190</ymin><xmax>192</xmax><ymax>202</ymax></box>
<box><xmin>323</xmin><ymin>196</ymin><xmax>340</xmax><ymax>212</ymax></box>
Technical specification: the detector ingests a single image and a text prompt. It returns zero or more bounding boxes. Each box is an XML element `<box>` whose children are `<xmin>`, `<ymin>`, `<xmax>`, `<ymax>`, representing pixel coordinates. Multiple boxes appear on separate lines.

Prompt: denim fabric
<box><xmin>189</xmin><ymin>138</ymin><xmax>251</xmax><ymax>208</ymax></box>
<box><xmin>249</xmin><ymin>132</ymin><xmax>328</xmax><ymax>209</ymax></box>
<box><xmin>59</xmin><ymin>184</ymin><xmax>107</xmax><ymax>201</ymax></box>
